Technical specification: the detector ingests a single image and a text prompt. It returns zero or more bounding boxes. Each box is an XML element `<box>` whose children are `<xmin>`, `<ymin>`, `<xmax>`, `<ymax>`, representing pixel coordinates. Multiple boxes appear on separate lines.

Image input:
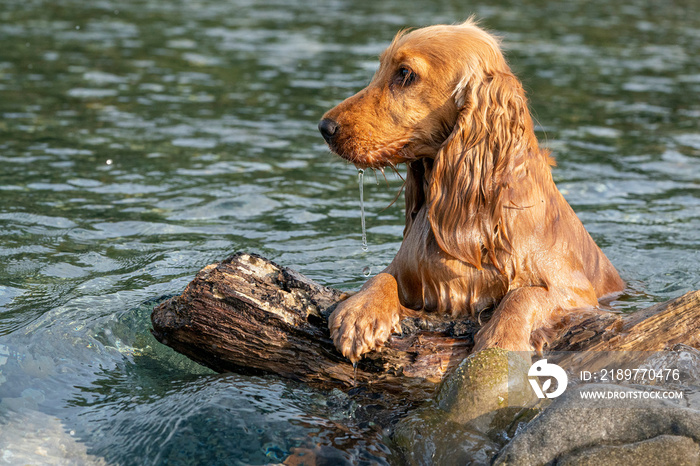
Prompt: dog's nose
<box><xmin>318</xmin><ymin>118</ymin><xmax>339</xmax><ymax>144</ymax></box>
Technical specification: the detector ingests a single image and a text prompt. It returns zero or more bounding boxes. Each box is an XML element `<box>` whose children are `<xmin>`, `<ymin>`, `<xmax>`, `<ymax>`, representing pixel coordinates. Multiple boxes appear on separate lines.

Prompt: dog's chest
<box><xmin>392</xmin><ymin>206</ymin><xmax>506</xmax><ymax>315</ymax></box>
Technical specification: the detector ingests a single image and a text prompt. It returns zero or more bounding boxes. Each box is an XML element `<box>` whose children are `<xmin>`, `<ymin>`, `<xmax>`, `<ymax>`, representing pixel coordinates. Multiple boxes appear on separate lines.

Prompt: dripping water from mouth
<box><xmin>358</xmin><ymin>169</ymin><xmax>368</xmax><ymax>252</ymax></box>
<box><xmin>358</xmin><ymin>169</ymin><xmax>371</xmax><ymax>278</ymax></box>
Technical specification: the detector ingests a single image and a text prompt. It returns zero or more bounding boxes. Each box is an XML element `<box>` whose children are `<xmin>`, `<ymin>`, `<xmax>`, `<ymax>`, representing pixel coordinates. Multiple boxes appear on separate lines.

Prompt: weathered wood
<box><xmin>553</xmin><ymin>290</ymin><xmax>700</xmax><ymax>371</ymax></box>
<box><xmin>151</xmin><ymin>252</ymin><xmax>700</xmax><ymax>399</ymax></box>
<box><xmin>151</xmin><ymin>252</ymin><xmax>476</xmax><ymax>398</ymax></box>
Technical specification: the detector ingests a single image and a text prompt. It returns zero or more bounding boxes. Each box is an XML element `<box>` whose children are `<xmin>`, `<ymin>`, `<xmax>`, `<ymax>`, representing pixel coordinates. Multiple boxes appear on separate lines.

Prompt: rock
<box><xmin>493</xmin><ymin>383</ymin><xmax>700</xmax><ymax>466</ymax></box>
<box><xmin>391</xmin><ymin>405</ymin><xmax>499</xmax><ymax>466</ymax></box>
<box><xmin>392</xmin><ymin>349</ymin><xmax>540</xmax><ymax>465</ymax></box>
<box><xmin>0</xmin><ymin>408</ymin><xmax>106</xmax><ymax>465</ymax></box>
<box><xmin>436</xmin><ymin>348</ymin><xmax>538</xmax><ymax>431</ymax></box>
<box><xmin>557</xmin><ymin>434</ymin><xmax>700</xmax><ymax>466</ymax></box>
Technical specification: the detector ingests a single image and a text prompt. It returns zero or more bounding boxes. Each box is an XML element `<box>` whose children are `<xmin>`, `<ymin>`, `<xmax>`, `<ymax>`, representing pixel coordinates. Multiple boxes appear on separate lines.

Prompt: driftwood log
<box><xmin>151</xmin><ymin>252</ymin><xmax>700</xmax><ymax>401</ymax></box>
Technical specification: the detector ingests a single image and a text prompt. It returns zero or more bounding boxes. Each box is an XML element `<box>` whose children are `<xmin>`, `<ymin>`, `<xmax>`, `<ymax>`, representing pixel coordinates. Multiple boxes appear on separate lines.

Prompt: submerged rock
<box><xmin>392</xmin><ymin>404</ymin><xmax>498</xmax><ymax>466</ymax></box>
<box><xmin>392</xmin><ymin>349</ymin><xmax>541</xmax><ymax>465</ymax></box>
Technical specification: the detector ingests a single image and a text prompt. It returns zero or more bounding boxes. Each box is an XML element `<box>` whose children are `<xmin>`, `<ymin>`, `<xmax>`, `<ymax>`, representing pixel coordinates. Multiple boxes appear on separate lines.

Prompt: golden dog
<box><xmin>319</xmin><ymin>19</ymin><xmax>624</xmax><ymax>362</ymax></box>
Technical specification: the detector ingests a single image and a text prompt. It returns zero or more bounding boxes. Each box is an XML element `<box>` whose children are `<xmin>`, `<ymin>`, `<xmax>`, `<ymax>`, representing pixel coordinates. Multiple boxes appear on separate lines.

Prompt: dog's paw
<box><xmin>329</xmin><ymin>297</ymin><xmax>401</xmax><ymax>363</ymax></box>
<box><xmin>328</xmin><ymin>273</ymin><xmax>402</xmax><ymax>363</ymax></box>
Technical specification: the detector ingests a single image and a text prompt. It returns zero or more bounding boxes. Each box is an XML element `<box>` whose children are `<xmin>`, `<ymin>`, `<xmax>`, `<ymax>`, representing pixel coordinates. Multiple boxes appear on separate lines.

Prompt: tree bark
<box><xmin>151</xmin><ymin>252</ymin><xmax>700</xmax><ymax>400</ymax></box>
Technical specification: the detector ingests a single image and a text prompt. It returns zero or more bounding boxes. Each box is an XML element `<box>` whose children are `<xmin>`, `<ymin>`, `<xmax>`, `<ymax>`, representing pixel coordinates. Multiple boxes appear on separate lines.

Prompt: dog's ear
<box><xmin>428</xmin><ymin>69</ymin><xmax>530</xmax><ymax>270</ymax></box>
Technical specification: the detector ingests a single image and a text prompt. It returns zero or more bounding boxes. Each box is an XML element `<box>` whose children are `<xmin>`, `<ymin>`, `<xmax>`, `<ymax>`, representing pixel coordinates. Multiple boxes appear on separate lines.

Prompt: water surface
<box><xmin>0</xmin><ymin>0</ymin><xmax>698</xmax><ymax>463</ymax></box>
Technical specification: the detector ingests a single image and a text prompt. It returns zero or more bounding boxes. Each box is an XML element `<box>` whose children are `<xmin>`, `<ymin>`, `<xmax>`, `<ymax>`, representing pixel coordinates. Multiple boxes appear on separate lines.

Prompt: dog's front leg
<box><xmin>328</xmin><ymin>272</ymin><xmax>403</xmax><ymax>363</ymax></box>
<box><xmin>473</xmin><ymin>284</ymin><xmax>598</xmax><ymax>353</ymax></box>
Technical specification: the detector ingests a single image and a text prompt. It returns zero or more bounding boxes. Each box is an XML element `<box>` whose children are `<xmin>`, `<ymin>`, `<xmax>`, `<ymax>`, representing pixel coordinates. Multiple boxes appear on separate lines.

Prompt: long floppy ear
<box><xmin>427</xmin><ymin>68</ymin><xmax>530</xmax><ymax>271</ymax></box>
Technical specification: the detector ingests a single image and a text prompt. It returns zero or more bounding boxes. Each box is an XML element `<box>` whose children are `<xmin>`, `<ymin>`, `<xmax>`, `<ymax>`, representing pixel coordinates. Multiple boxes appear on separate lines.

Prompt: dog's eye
<box><xmin>395</xmin><ymin>66</ymin><xmax>417</xmax><ymax>87</ymax></box>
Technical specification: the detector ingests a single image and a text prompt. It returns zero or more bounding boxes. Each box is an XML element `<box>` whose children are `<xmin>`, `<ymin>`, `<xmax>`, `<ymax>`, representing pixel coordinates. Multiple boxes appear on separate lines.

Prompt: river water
<box><xmin>0</xmin><ymin>0</ymin><xmax>698</xmax><ymax>464</ymax></box>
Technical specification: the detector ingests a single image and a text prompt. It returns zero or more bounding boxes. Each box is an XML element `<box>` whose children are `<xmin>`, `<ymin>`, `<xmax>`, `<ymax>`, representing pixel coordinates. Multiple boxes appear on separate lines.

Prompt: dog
<box><xmin>318</xmin><ymin>19</ymin><xmax>624</xmax><ymax>362</ymax></box>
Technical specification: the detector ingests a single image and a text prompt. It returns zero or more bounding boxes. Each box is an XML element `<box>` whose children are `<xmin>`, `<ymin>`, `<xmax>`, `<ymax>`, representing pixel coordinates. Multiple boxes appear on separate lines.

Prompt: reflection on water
<box><xmin>0</xmin><ymin>0</ymin><xmax>698</xmax><ymax>463</ymax></box>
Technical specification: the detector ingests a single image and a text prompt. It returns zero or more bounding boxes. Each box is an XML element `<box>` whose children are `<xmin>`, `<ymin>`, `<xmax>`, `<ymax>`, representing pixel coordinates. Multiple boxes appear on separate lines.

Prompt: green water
<box><xmin>0</xmin><ymin>0</ymin><xmax>698</xmax><ymax>463</ymax></box>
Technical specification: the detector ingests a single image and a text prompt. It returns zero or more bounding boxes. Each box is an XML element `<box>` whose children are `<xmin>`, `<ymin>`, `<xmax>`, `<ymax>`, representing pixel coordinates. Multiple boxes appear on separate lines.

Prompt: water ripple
<box><xmin>0</xmin><ymin>0</ymin><xmax>698</xmax><ymax>463</ymax></box>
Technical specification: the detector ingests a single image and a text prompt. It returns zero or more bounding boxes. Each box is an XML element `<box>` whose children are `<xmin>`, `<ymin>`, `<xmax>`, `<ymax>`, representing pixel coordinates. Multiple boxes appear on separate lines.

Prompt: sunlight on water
<box><xmin>0</xmin><ymin>0</ymin><xmax>698</xmax><ymax>463</ymax></box>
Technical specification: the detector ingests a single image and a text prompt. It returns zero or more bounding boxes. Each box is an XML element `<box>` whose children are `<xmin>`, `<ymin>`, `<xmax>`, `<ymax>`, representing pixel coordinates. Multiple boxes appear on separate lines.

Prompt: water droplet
<box><xmin>358</xmin><ymin>169</ymin><xmax>368</xmax><ymax>253</ymax></box>
<box><xmin>362</xmin><ymin>266</ymin><xmax>371</xmax><ymax>277</ymax></box>
<box><xmin>105</xmin><ymin>159</ymin><xmax>113</xmax><ymax>165</ymax></box>
<box><xmin>75</xmin><ymin>25</ymin><xmax>80</xmax><ymax>30</ymax></box>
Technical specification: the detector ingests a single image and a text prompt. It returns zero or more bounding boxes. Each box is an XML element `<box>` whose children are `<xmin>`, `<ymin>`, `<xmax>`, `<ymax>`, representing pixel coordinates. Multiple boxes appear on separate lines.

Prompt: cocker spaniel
<box><xmin>318</xmin><ymin>19</ymin><xmax>624</xmax><ymax>362</ymax></box>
